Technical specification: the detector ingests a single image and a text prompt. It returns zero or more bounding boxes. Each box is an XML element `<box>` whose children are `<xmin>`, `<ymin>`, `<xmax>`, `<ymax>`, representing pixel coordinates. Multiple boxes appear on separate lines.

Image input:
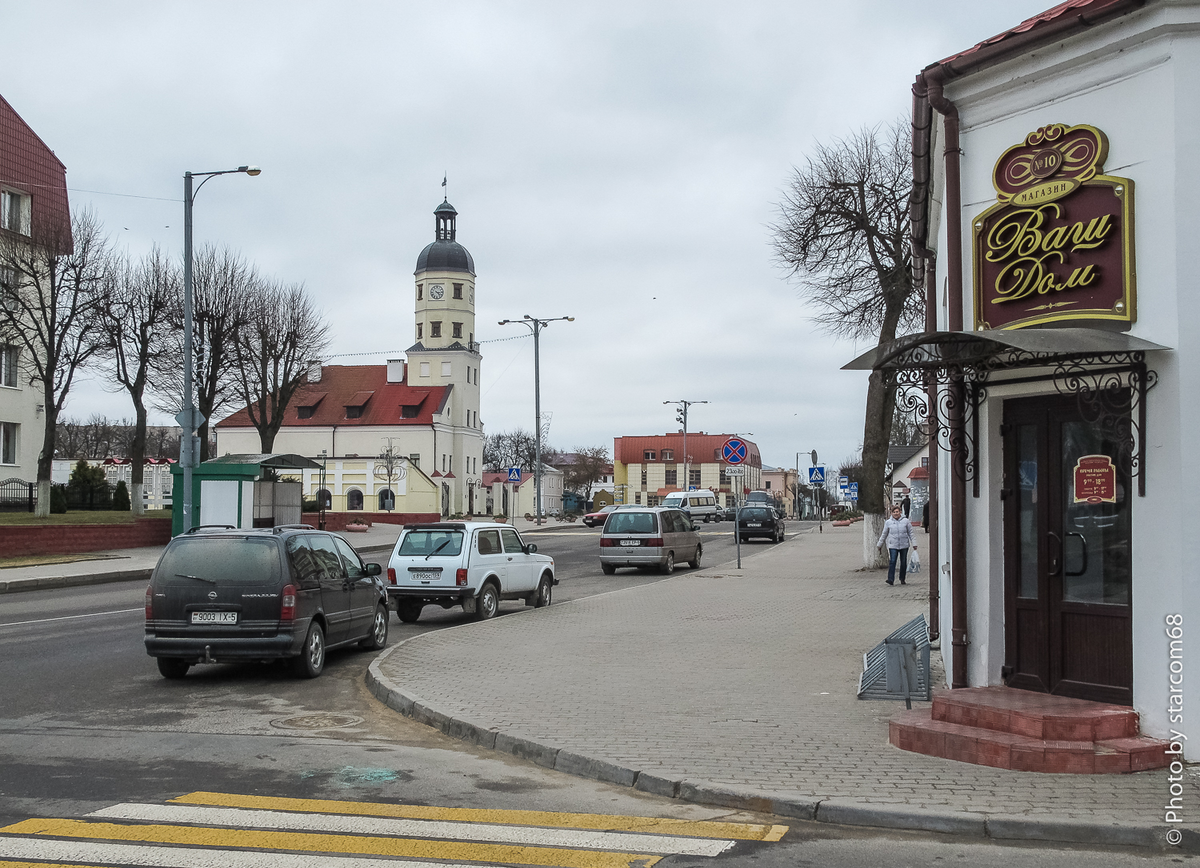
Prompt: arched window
<box><xmin>316</xmin><ymin>488</ymin><xmax>332</xmax><ymax>510</ymax></box>
<box><xmin>347</xmin><ymin>489</ymin><xmax>364</xmax><ymax>511</ymax></box>
<box><xmin>378</xmin><ymin>489</ymin><xmax>395</xmax><ymax>511</ymax></box>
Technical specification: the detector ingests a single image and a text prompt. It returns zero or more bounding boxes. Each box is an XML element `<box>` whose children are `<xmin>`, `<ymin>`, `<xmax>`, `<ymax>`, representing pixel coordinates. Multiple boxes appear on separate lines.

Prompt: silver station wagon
<box><xmin>598</xmin><ymin>507</ymin><xmax>702</xmax><ymax>575</ymax></box>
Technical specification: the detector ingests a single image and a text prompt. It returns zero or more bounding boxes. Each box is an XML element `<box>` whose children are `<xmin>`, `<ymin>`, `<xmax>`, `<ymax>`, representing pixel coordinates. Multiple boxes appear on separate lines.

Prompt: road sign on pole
<box><xmin>721</xmin><ymin>438</ymin><xmax>748</xmax><ymax>465</ymax></box>
<box><xmin>507</xmin><ymin>467</ymin><xmax>522</xmax><ymax>483</ymax></box>
<box><xmin>808</xmin><ymin>465</ymin><xmax>826</xmax><ymax>486</ymax></box>
<box><xmin>848</xmin><ymin>482</ymin><xmax>859</xmax><ymax>501</ymax></box>
<box><xmin>726</xmin><ymin>467</ymin><xmax>745</xmax><ymax>476</ymax></box>
<box><xmin>838</xmin><ymin>475</ymin><xmax>848</xmax><ymax>491</ymax></box>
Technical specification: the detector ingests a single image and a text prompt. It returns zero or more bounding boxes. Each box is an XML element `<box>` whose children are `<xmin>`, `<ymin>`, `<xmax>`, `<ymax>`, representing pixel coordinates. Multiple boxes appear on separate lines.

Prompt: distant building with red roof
<box><xmin>613</xmin><ymin>432</ymin><xmax>762</xmax><ymax>508</ymax></box>
<box><xmin>216</xmin><ymin>200</ymin><xmax>485</xmax><ymax>518</ymax></box>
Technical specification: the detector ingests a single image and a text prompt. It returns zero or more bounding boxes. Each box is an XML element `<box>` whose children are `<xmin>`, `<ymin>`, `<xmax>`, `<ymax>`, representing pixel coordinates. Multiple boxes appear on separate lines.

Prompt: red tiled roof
<box><xmin>934</xmin><ymin>0</ymin><xmax>1138</xmax><ymax>71</ymax></box>
<box><xmin>908</xmin><ymin>467</ymin><xmax>930</xmax><ymax>480</ymax></box>
<box><xmin>482</xmin><ymin>471</ymin><xmax>530</xmax><ymax>488</ymax></box>
<box><xmin>216</xmin><ymin>364</ymin><xmax>448</xmax><ymax>428</ymax></box>
<box><xmin>614</xmin><ymin>433</ymin><xmax>762</xmax><ymax>468</ymax></box>
<box><xmin>0</xmin><ymin>93</ymin><xmax>71</xmax><ymax>239</ymax></box>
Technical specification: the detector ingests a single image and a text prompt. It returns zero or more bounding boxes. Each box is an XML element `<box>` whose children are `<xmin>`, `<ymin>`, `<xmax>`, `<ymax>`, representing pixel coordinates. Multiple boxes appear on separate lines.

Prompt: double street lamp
<box><xmin>179</xmin><ymin>166</ymin><xmax>260</xmax><ymax>533</ymax></box>
<box><xmin>498</xmin><ymin>314</ymin><xmax>573</xmax><ymax>525</ymax></box>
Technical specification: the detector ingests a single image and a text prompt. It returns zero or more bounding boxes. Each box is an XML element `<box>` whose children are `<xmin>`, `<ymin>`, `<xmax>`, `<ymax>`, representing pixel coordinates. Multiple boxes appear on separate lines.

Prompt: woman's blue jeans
<box><xmin>887</xmin><ymin>547</ymin><xmax>908</xmax><ymax>585</ymax></box>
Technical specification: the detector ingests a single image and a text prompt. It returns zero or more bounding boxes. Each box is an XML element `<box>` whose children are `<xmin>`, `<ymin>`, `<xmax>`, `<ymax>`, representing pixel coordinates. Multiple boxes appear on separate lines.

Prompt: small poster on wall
<box><xmin>1073</xmin><ymin>454</ymin><xmax>1117</xmax><ymax>504</ymax></box>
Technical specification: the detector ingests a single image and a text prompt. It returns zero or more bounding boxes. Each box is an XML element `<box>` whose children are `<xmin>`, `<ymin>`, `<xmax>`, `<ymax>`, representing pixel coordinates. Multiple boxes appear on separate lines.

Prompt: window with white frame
<box><xmin>419</xmin><ymin>362</ymin><xmax>430</xmax><ymax>377</ymax></box>
<box><xmin>441</xmin><ymin>361</ymin><xmax>452</xmax><ymax>377</ymax></box>
<box><xmin>0</xmin><ymin>422</ymin><xmax>16</xmax><ymax>464</ymax></box>
<box><xmin>0</xmin><ymin>345</ymin><xmax>18</xmax><ymax>387</ymax></box>
<box><xmin>1</xmin><ymin>190</ymin><xmax>30</xmax><ymax>235</ymax></box>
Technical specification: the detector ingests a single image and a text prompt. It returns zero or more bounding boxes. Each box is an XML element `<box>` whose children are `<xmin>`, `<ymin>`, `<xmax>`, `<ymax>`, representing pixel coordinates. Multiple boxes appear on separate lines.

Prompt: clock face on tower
<box><xmin>429</xmin><ymin>284</ymin><xmax>445</xmax><ymax>300</ymax></box>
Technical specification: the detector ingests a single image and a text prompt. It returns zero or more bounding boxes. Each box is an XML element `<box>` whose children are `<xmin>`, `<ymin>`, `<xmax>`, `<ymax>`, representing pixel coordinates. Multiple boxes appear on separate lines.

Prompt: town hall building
<box><xmin>216</xmin><ymin>198</ymin><xmax>485</xmax><ymax>519</ymax></box>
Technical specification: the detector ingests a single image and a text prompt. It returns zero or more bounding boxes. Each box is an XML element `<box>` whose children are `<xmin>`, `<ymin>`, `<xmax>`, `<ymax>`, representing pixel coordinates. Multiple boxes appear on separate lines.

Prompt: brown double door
<box><xmin>1002</xmin><ymin>394</ymin><xmax>1133</xmax><ymax>705</ymax></box>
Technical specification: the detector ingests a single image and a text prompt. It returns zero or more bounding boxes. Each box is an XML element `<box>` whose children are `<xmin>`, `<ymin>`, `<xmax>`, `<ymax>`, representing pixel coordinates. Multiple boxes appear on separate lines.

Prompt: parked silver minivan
<box><xmin>599</xmin><ymin>507</ymin><xmax>702</xmax><ymax>574</ymax></box>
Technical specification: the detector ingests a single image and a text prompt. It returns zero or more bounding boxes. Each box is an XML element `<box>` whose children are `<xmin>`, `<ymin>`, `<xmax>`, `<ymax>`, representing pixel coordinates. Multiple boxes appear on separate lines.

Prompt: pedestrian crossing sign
<box><xmin>507</xmin><ymin>467</ymin><xmax>521</xmax><ymax>483</ymax></box>
<box><xmin>808</xmin><ymin>465</ymin><xmax>825</xmax><ymax>485</ymax></box>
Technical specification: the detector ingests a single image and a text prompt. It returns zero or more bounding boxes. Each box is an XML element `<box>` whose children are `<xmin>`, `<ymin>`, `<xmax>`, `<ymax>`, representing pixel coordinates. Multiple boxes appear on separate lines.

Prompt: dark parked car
<box><xmin>144</xmin><ymin>525</ymin><xmax>389</xmax><ymax>679</ymax></box>
<box><xmin>737</xmin><ymin>505</ymin><xmax>786</xmax><ymax>543</ymax></box>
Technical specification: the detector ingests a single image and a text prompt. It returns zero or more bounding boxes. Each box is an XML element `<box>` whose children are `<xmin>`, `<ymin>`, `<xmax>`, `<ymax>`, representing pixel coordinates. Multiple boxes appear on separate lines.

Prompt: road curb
<box><xmin>365</xmin><ymin>647</ymin><xmax>1183</xmax><ymax>851</ymax></box>
<box><xmin>0</xmin><ymin>567</ymin><xmax>153</xmax><ymax>594</ymax></box>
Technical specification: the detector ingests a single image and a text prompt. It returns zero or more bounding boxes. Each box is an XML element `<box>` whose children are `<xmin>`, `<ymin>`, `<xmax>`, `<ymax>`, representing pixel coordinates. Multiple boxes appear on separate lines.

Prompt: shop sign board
<box><xmin>1073</xmin><ymin>454</ymin><xmax>1117</xmax><ymax>504</ymax></box>
<box><xmin>973</xmin><ymin>123</ymin><xmax>1135</xmax><ymax>331</ymax></box>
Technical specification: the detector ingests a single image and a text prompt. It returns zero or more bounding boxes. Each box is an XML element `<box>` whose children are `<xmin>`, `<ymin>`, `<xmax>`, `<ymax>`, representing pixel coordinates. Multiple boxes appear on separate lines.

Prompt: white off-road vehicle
<box><xmin>385</xmin><ymin>521</ymin><xmax>556</xmax><ymax>623</ymax></box>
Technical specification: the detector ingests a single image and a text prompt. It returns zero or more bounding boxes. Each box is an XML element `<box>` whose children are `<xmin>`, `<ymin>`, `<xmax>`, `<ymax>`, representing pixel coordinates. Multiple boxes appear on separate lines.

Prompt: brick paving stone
<box><xmin>372</xmin><ymin>524</ymin><xmax>1200</xmax><ymax>836</ymax></box>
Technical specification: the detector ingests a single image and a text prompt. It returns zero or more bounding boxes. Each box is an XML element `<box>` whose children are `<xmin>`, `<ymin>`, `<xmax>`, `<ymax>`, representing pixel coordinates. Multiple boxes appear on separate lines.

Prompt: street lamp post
<box><xmin>663</xmin><ymin>399</ymin><xmax>707</xmax><ymax>493</ymax></box>
<box><xmin>498</xmin><ymin>314</ymin><xmax>573</xmax><ymax>525</ymax></box>
<box><xmin>179</xmin><ymin>166</ymin><xmax>260</xmax><ymax>534</ymax></box>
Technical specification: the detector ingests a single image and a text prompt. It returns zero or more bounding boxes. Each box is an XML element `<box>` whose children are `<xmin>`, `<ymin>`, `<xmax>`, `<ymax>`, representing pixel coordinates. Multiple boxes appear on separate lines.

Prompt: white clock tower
<box><xmin>408</xmin><ymin>198</ymin><xmax>484</xmax><ymax>515</ymax></box>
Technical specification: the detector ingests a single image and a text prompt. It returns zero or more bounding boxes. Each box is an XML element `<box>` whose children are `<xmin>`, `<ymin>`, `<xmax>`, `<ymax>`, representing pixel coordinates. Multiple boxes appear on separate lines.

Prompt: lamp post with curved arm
<box><xmin>179</xmin><ymin>166</ymin><xmax>260</xmax><ymax>533</ymax></box>
<box><xmin>498</xmin><ymin>314</ymin><xmax>573</xmax><ymax>525</ymax></box>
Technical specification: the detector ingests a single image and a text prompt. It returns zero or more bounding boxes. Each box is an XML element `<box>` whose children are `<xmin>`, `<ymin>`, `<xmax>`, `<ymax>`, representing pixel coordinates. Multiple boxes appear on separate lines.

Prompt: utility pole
<box><xmin>663</xmin><ymin>399</ymin><xmax>707</xmax><ymax>492</ymax></box>
<box><xmin>499</xmin><ymin>314</ymin><xmax>574</xmax><ymax>525</ymax></box>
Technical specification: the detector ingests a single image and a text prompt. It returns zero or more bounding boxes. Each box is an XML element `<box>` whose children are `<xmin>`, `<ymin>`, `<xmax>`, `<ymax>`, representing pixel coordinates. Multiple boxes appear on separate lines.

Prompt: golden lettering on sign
<box><xmin>973</xmin><ymin>122</ymin><xmax>1135</xmax><ymax>330</ymax></box>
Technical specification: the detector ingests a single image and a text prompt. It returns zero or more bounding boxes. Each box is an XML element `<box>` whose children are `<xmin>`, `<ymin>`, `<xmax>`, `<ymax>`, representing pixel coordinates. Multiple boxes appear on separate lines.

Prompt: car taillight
<box><xmin>645</xmin><ymin>537</ymin><xmax>664</xmax><ymax>547</ymax></box>
<box><xmin>456</xmin><ymin>569</ymin><xmax>468</xmax><ymax>586</ymax></box>
<box><xmin>145</xmin><ymin>585</ymin><xmax>153</xmax><ymax>620</ymax></box>
<box><xmin>599</xmin><ymin>538</ymin><xmax>614</xmax><ymax>547</ymax></box>
<box><xmin>281</xmin><ymin>584</ymin><xmax>297</xmax><ymax>621</ymax></box>
<box><xmin>387</xmin><ymin>567</ymin><xmax>397</xmax><ymax>585</ymax></box>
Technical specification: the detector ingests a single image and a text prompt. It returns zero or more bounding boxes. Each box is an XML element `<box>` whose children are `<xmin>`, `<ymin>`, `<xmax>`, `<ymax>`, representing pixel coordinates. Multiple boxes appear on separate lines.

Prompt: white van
<box><xmin>661</xmin><ymin>490</ymin><xmax>720</xmax><ymax>522</ymax></box>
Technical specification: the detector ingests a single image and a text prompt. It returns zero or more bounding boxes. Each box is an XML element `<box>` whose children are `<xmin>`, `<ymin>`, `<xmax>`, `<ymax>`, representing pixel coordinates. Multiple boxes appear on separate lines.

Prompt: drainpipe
<box><xmin>920</xmin><ymin>69</ymin><xmax>969</xmax><ymax>689</ymax></box>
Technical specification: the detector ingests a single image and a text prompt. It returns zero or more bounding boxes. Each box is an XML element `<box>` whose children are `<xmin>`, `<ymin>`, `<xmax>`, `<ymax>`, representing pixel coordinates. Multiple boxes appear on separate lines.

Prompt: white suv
<box><xmin>386</xmin><ymin>522</ymin><xmax>556</xmax><ymax>623</ymax></box>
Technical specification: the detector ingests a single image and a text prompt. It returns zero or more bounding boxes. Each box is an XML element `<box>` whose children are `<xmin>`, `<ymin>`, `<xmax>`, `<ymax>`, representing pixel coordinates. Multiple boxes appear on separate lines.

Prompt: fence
<box><xmin>0</xmin><ymin>478</ymin><xmax>36</xmax><ymax>512</ymax></box>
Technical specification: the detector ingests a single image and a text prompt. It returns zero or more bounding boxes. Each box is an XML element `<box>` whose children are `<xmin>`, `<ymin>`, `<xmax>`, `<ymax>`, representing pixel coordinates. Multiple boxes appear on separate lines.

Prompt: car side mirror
<box><xmin>365</xmin><ymin>562</ymin><xmax>382</xmax><ymax>576</ymax></box>
<box><xmin>524</xmin><ymin>543</ymin><xmax>538</xmax><ymax>554</ymax></box>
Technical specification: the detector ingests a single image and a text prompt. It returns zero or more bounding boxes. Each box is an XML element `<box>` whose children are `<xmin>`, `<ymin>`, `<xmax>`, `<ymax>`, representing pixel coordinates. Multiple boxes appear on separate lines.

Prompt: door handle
<box><xmin>1065</xmin><ymin>532</ymin><xmax>1089</xmax><ymax>577</ymax></box>
<box><xmin>1047</xmin><ymin>530</ymin><xmax>1062</xmax><ymax>576</ymax></box>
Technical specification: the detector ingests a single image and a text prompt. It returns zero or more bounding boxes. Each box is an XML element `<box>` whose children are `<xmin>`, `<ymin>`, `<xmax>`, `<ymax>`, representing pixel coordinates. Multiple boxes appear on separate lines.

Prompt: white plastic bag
<box><xmin>909</xmin><ymin>545</ymin><xmax>921</xmax><ymax>573</ymax></box>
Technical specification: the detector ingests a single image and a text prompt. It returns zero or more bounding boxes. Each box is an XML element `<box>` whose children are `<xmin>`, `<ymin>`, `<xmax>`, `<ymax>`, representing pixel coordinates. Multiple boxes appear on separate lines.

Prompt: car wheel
<box><xmin>476</xmin><ymin>582</ymin><xmax>500</xmax><ymax>621</ymax></box>
<box><xmin>689</xmin><ymin>544</ymin><xmax>702</xmax><ymax>569</ymax></box>
<box><xmin>292</xmin><ymin>621</ymin><xmax>325</xmax><ymax>678</ymax></box>
<box><xmin>601</xmin><ymin>563</ymin><xmax>616</xmax><ymax>575</ymax></box>
<box><xmin>360</xmin><ymin>604</ymin><xmax>389</xmax><ymax>650</ymax></box>
<box><xmin>534</xmin><ymin>575</ymin><xmax>553</xmax><ymax>608</ymax></box>
<box><xmin>156</xmin><ymin>658</ymin><xmax>189</xmax><ymax>680</ymax></box>
<box><xmin>660</xmin><ymin>552</ymin><xmax>675</xmax><ymax>574</ymax></box>
<box><xmin>397</xmin><ymin>602</ymin><xmax>423</xmax><ymax>623</ymax></box>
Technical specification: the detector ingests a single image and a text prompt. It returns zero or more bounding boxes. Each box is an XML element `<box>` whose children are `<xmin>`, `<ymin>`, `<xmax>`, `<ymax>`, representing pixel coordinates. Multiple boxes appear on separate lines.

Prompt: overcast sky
<box><xmin>4</xmin><ymin>1</ymin><xmax>1051</xmax><ymax>472</ymax></box>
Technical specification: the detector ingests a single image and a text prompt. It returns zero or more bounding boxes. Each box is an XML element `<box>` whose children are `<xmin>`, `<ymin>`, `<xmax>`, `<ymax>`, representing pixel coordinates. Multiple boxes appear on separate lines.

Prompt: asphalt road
<box><xmin>0</xmin><ymin>521</ymin><xmax>1151</xmax><ymax>866</ymax></box>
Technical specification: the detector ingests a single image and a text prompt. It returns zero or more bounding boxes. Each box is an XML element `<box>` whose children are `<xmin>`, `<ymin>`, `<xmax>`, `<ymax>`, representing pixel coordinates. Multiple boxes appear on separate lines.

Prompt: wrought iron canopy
<box><xmin>842</xmin><ymin>328</ymin><xmax>1168</xmax><ymax>373</ymax></box>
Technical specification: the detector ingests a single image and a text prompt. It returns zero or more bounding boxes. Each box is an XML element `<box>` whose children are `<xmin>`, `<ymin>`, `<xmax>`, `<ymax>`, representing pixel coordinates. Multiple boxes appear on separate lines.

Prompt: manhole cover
<box><xmin>271</xmin><ymin>714</ymin><xmax>364</xmax><ymax>730</ymax></box>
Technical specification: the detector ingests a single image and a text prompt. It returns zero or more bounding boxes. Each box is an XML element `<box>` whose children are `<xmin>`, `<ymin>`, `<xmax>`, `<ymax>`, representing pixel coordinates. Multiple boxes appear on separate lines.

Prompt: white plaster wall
<box><xmin>0</xmin><ymin>361</ymin><xmax>42</xmax><ymax>483</ymax></box>
<box><xmin>928</xmin><ymin>2</ymin><xmax>1200</xmax><ymax>752</ymax></box>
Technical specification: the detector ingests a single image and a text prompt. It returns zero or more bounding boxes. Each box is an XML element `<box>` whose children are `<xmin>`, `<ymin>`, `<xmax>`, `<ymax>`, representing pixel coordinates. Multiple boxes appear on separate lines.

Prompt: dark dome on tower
<box><xmin>415</xmin><ymin>199</ymin><xmax>475</xmax><ymax>275</ymax></box>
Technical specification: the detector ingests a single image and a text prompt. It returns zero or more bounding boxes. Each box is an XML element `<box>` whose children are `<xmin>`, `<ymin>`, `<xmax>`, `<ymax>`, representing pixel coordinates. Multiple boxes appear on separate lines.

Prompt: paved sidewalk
<box><xmin>369</xmin><ymin>524</ymin><xmax>1200</xmax><ymax>851</ymax></box>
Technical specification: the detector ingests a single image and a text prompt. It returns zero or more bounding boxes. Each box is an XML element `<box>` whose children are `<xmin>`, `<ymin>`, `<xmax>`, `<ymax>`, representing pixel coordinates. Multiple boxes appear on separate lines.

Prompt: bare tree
<box><xmin>230</xmin><ymin>280</ymin><xmax>331</xmax><ymax>453</ymax></box>
<box><xmin>483</xmin><ymin>429</ymin><xmax>541</xmax><ymax>472</ymax></box>
<box><xmin>772</xmin><ymin>120</ymin><xmax>921</xmax><ymax>566</ymax></box>
<box><xmin>153</xmin><ymin>246</ymin><xmax>254</xmax><ymax>462</ymax></box>
<box><xmin>555</xmin><ymin>446</ymin><xmax>610</xmax><ymax>498</ymax></box>
<box><xmin>0</xmin><ymin>209</ymin><xmax>111</xmax><ymax>515</ymax></box>
<box><xmin>97</xmin><ymin>248</ymin><xmax>178</xmax><ymax>514</ymax></box>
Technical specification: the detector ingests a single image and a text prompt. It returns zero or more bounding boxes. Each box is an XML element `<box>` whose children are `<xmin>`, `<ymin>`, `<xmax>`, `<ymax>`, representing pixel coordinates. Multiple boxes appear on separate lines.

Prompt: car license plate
<box><xmin>191</xmin><ymin>611</ymin><xmax>237</xmax><ymax>624</ymax></box>
<box><xmin>747</xmin><ymin>522</ymin><xmax>762</xmax><ymax>527</ymax></box>
<box><xmin>409</xmin><ymin>570</ymin><xmax>440</xmax><ymax>581</ymax></box>
<box><xmin>619</xmin><ymin>539</ymin><xmax>640</xmax><ymax>547</ymax></box>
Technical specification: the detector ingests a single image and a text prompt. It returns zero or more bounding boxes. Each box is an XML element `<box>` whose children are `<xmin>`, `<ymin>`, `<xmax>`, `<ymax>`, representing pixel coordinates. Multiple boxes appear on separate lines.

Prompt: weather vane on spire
<box><xmin>441</xmin><ymin>173</ymin><xmax>447</xmax><ymax>199</ymax></box>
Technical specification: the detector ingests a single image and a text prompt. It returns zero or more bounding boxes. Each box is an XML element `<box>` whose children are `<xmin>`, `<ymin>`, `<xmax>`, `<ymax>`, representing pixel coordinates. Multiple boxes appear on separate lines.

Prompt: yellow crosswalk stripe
<box><xmin>173</xmin><ymin>790</ymin><xmax>788</xmax><ymax>841</ymax></box>
<box><xmin>0</xmin><ymin>818</ymin><xmax>663</xmax><ymax>868</ymax></box>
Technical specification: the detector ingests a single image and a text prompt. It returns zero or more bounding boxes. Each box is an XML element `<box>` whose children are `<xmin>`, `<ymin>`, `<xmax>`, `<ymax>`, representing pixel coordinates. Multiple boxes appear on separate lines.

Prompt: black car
<box><xmin>144</xmin><ymin>524</ymin><xmax>389</xmax><ymax>679</ymax></box>
<box><xmin>737</xmin><ymin>505</ymin><xmax>786</xmax><ymax>543</ymax></box>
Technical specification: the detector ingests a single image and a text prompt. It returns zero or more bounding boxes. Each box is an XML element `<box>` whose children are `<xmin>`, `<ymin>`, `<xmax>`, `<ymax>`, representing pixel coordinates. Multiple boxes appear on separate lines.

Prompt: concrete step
<box><xmin>932</xmin><ymin>686</ymin><xmax>1139</xmax><ymax>740</ymax></box>
<box><xmin>890</xmin><ymin>708</ymin><xmax>1168</xmax><ymax>774</ymax></box>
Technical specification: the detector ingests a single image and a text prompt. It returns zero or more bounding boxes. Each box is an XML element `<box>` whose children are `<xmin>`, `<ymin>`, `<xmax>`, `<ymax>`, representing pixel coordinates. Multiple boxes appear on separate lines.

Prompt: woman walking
<box><xmin>877</xmin><ymin>505</ymin><xmax>915</xmax><ymax>586</ymax></box>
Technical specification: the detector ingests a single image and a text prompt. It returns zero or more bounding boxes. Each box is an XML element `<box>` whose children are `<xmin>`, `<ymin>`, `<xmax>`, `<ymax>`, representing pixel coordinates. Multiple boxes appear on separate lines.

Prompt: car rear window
<box><xmin>742</xmin><ymin>508</ymin><xmax>774</xmax><ymax>520</ymax></box>
<box><xmin>157</xmin><ymin>537</ymin><xmax>281</xmax><ymax>586</ymax></box>
<box><xmin>604</xmin><ymin>512</ymin><xmax>658</xmax><ymax>534</ymax></box>
<box><xmin>398</xmin><ymin>529</ymin><xmax>464</xmax><ymax>557</ymax></box>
